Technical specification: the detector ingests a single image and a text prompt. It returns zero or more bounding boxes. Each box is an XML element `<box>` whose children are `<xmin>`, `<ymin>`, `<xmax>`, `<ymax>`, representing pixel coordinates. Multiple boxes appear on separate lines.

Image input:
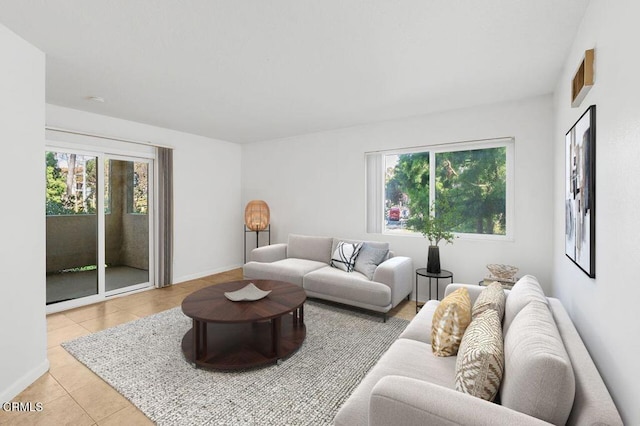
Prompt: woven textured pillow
<box><xmin>472</xmin><ymin>281</ymin><xmax>506</xmax><ymax>321</ymax></box>
<box><xmin>431</xmin><ymin>287</ymin><xmax>471</xmax><ymax>357</ymax></box>
<box><xmin>455</xmin><ymin>309</ymin><xmax>504</xmax><ymax>401</ymax></box>
<box><xmin>330</xmin><ymin>241</ymin><xmax>363</xmax><ymax>272</ymax></box>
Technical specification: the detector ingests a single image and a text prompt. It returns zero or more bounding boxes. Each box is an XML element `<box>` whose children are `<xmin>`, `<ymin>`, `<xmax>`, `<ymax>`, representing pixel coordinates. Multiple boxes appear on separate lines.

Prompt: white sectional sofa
<box><xmin>243</xmin><ymin>234</ymin><xmax>413</xmax><ymax>319</ymax></box>
<box><xmin>334</xmin><ymin>276</ymin><xmax>622</xmax><ymax>426</ymax></box>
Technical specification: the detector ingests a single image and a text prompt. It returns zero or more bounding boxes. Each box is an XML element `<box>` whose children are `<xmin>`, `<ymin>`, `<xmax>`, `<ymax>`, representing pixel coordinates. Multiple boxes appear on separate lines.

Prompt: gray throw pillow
<box><xmin>354</xmin><ymin>243</ymin><xmax>389</xmax><ymax>280</ymax></box>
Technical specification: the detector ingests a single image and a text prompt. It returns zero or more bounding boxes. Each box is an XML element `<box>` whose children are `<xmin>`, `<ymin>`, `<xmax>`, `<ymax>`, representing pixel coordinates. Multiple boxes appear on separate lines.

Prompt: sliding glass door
<box><xmin>45</xmin><ymin>148</ymin><xmax>153</xmax><ymax>310</ymax></box>
<box><xmin>45</xmin><ymin>151</ymin><xmax>99</xmax><ymax>304</ymax></box>
<box><xmin>105</xmin><ymin>158</ymin><xmax>151</xmax><ymax>294</ymax></box>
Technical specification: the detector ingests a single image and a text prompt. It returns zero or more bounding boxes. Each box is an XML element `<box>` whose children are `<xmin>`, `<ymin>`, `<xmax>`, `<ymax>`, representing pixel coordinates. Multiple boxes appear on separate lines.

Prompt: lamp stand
<box><xmin>244</xmin><ymin>224</ymin><xmax>271</xmax><ymax>264</ymax></box>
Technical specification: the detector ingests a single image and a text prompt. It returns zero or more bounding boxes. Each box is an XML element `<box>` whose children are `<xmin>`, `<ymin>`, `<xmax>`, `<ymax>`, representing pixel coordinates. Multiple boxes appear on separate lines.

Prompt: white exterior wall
<box><xmin>242</xmin><ymin>95</ymin><xmax>555</xmax><ymax>298</ymax></box>
<box><xmin>0</xmin><ymin>24</ymin><xmax>48</xmax><ymax>402</ymax></box>
<box><xmin>552</xmin><ymin>1</ymin><xmax>640</xmax><ymax>423</ymax></box>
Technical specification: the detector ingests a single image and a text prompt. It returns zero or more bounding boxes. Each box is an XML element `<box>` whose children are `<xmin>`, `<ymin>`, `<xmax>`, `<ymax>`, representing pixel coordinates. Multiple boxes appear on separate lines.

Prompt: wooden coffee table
<box><xmin>181</xmin><ymin>279</ymin><xmax>306</xmax><ymax>370</ymax></box>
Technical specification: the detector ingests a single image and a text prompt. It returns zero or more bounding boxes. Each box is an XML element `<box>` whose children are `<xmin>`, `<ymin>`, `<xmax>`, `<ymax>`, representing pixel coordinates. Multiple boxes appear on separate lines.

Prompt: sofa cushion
<box><xmin>242</xmin><ymin>258</ymin><xmax>326</xmax><ymax>287</ymax></box>
<box><xmin>431</xmin><ymin>287</ymin><xmax>471</xmax><ymax>357</ymax></box>
<box><xmin>503</xmin><ymin>275</ymin><xmax>548</xmax><ymax>334</ymax></box>
<box><xmin>287</xmin><ymin>234</ymin><xmax>333</xmax><ymax>264</ymax></box>
<box><xmin>398</xmin><ymin>299</ymin><xmax>439</xmax><ymax>344</ymax></box>
<box><xmin>501</xmin><ymin>301</ymin><xmax>575</xmax><ymax>425</ymax></box>
<box><xmin>455</xmin><ymin>309</ymin><xmax>504</xmax><ymax>401</ymax></box>
<box><xmin>333</xmin><ymin>338</ymin><xmax>457</xmax><ymax>426</ymax></box>
<box><xmin>303</xmin><ymin>266</ymin><xmax>391</xmax><ymax>308</ymax></box>
<box><xmin>354</xmin><ymin>243</ymin><xmax>389</xmax><ymax>280</ymax></box>
<box><xmin>330</xmin><ymin>241</ymin><xmax>363</xmax><ymax>272</ymax></box>
<box><xmin>472</xmin><ymin>281</ymin><xmax>506</xmax><ymax>321</ymax></box>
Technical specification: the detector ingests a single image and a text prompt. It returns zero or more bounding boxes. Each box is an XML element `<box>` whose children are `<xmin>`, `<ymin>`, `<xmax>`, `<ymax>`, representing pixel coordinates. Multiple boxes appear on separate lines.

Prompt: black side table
<box><xmin>415</xmin><ymin>268</ymin><xmax>453</xmax><ymax>312</ymax></box>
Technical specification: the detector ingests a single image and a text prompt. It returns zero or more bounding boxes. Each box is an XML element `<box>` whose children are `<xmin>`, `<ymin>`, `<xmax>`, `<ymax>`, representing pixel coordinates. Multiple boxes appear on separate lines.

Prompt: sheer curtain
<box><xmin>156</xmin><ymin>147</ymin><xmax>173</xmax><ymax>288</ymax></box>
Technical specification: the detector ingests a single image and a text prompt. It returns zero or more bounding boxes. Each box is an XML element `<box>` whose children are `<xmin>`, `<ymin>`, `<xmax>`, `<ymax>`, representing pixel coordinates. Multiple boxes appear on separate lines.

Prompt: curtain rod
<box><xmin>45</xmin><ymin>126</ymin><xmax>173</xmax><ymax>149</ymax></box>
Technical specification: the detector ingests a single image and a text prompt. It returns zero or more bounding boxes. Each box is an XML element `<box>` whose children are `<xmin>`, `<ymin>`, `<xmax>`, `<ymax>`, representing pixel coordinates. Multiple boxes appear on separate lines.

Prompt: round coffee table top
<box><xmin>181</xmin><ymin>279</ymin><xmax>306</xmax><ymax>324</ymax></box>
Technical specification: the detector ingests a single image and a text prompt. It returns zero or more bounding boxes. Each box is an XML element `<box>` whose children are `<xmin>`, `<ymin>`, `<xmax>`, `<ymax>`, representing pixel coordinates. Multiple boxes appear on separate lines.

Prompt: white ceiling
<box><xmin>0</xmin><ymin>0</ymin><xmax>589</xmax><ymax>143</ymax></box>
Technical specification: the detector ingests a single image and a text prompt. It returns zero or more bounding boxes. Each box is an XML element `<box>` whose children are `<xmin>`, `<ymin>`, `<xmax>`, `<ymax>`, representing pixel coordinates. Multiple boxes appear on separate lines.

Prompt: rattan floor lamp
<box><xmin>244</xmin><ymin>200</ymin><xmax>271</xmax><ymax>263</ymax></box>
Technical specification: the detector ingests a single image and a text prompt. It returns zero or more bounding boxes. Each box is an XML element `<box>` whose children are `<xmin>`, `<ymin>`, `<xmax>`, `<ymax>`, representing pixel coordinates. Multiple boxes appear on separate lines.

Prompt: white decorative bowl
<box><xmin>224</xmin><ymin>283</ymin><xmax>271</xmax><ymax>302</ymax></box>
<box><xmin>486</xmin><ymin>264</ymin><xmax>518</xmax><ymax>280</ymax></box>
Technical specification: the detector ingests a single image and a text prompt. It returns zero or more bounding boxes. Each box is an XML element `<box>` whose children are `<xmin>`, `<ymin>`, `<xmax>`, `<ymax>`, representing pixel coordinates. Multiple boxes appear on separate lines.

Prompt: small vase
<box><xmin>427</xmin><ymin>245</ymin><xmax>441</xmax><ymax>273</ymax></box>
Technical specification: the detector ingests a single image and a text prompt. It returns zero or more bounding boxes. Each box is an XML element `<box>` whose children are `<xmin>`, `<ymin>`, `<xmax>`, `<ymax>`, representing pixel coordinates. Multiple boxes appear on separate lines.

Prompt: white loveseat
<box><xmin>243</xmin><ymin>234</ymin><xmax>413</xmax><ymax>319</ymax></box>
<box><xmin>334</xmin><ymin>276</ymin><xmax>622</xmax><ymax>426</ymax></box>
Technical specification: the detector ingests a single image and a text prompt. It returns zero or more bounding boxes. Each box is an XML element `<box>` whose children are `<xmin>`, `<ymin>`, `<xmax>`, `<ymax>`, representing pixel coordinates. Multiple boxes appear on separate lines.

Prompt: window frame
<box><xmin>368</xmin><ymin>137</ymin><xmax>515</xmax><ymax>241</ymax></box>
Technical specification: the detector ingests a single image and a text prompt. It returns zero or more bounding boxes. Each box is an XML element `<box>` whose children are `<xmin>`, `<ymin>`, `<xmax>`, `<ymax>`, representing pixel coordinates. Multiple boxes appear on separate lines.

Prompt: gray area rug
<box><xmin>62</xmin><ymin>300</ymin><xmax>408</xmax><ymax>425</ymax></box>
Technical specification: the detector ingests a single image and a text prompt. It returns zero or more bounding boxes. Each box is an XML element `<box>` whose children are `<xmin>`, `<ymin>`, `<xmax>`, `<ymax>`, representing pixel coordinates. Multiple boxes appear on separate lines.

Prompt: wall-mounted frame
<box><xmin>571</xmin><ymin>49</ymin><xmax>594</xmax><ymax>108</ymax></box>
<box><xmin>565</xmin><ymin>105</ymin><xmax>596</xmax><ymax>277</ymax></box>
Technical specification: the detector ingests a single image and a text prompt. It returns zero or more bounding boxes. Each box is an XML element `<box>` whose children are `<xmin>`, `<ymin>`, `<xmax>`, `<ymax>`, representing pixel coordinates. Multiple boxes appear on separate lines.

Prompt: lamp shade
<box><xmin>244</xmin><ymin>200</ymin><xmax>270</xmax><ymax>231</ymax></box>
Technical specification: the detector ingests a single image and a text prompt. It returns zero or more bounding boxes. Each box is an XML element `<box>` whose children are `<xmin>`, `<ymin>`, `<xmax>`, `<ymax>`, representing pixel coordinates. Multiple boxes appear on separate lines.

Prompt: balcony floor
<box><xmin>46</xmin><ymin>266</ymin><xmax>149</xmax><ymax>305</ymax></box>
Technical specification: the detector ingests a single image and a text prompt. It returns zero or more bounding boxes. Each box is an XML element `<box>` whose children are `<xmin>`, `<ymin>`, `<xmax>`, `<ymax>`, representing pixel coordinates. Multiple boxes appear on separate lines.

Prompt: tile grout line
<box><xmin>46</xmin><ymin>372</ymin><xmax>96</xmax><ymax>424</ymax></box>
<box><xmin>64</xmin><ymin>387</ymin><xmax>99</xmax><ymax>424</ymax></box>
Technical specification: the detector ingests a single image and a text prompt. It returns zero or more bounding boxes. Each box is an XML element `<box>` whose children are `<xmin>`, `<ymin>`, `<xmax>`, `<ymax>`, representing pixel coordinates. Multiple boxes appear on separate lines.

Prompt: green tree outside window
<box><xmin>384</xmin><ymin>146</ymin><xmax>507</xmax><ymax>236</ymax></box>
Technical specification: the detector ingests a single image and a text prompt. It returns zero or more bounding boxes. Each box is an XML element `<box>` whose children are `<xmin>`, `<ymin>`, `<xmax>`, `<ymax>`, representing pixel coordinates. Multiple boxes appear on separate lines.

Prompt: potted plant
<box><xmin>407</xmin><ymin>199</ymin><xmax>457</xmax><ymax>273</ymax></box>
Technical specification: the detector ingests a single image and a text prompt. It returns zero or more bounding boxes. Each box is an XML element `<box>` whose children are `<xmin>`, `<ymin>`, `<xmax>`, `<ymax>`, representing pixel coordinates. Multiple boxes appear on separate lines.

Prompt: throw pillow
<box><xmin>330</xmin><ymin>241</ymin><xmax>363</xmax><ymax>272</ymax></box>
<box><xmin>354</xmin><ymin>243</ymin><xmax>389</xmax><ymax>280</ymax></box>
<box><xmin>455</xmin><ymin>309</ymin><xmax>504</xmax><ymax>401</ymax></box>
<box><xmin>472</xmin><ymin>281</ymin><xmax>506</xmax><ymax>322</ymax></box>
<box><xmin>431</xmin><ymin>287</ymin><xmax>471</xmax><ymax>357</ymax></box>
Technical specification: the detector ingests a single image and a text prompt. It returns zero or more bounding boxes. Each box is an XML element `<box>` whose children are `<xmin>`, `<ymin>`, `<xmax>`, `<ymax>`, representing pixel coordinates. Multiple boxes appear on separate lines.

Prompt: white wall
<box><xmin>0</xmin><ymin>24</ymin><xmax>48</xmax><ymax>402</ymax></box>
<box><xmin>243</xmin><ymin>95</ymin><xmax>555</xmax><ymax>298</ymax></box>
<box><xmin>46</xmin><ymin>105</ymin><xmax>243</xmax><ymax>284</ymax></box>
<box><xmin>552</xmin><ymin>1</ymin><xmax>640</xmax><ymax>423</ymax></box>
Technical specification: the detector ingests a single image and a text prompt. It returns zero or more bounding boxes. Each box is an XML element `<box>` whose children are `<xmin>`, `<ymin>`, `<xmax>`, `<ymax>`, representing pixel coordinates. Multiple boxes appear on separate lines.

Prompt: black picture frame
<box><xmin>565</xmin><ymin>105</ymin><xmax>596</xmax><ymax>278</ymax></box>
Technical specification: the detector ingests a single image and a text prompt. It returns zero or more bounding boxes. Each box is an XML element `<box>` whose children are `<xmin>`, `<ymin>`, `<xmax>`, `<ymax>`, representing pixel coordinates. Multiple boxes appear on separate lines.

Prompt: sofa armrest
<box><xmin>369</xmin><ymin>376</ymin><xmax>551</xmax><ymax>426</ymax></box>
<box><xmin>444</xmin><ymin>283</ymin><xmax>486</xmax><ymax>304</ymax></box>
<box><xmin>372</xmin><ymin>256</ymin><xmax>413</xmax><ymax>307</ymax></box>
<box><xmin>249</xmin><ymin>243</ymin><xmax>287</xmax><ymax>263</ymax></box>
<box><xmin>443</xmin><ymin>283</ymin><xmax>511</xmax><ymax>305</ymax></box>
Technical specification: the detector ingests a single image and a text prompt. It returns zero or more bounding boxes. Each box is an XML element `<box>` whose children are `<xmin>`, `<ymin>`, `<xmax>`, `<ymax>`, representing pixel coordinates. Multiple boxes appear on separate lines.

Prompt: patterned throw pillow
<box><xmin>330</xmin><ymin>241</ymin><xmax>363</xmax><ymax>272</ymax></box>
<box><xmin>455</xmin><ymin>309</ymin><xmax>504</xmax><ymax>401</ymax></box>
<box><xmin>472</xmin><ymin>281</ymin><xmax>506</xmax><ymax>321</ymax></box>
<box><xmin>431</xmin><ymin>287</ymin><xmax>472</xmax><ymax>357</ymax></box>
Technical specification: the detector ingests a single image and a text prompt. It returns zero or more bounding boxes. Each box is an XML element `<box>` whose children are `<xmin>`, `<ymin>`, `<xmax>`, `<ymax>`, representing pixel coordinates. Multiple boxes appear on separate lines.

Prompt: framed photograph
<box><xmin>565</xmin><ymin>105</ymin><xmax>596</xmax><ymax>277</ymax></box>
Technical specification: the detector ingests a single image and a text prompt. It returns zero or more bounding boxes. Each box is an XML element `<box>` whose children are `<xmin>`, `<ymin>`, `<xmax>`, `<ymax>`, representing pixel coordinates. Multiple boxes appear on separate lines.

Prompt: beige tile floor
<box><xmin>0</xmin><ymin>268</ymin><xmax>416</xmax><ymax>426</ymax></box>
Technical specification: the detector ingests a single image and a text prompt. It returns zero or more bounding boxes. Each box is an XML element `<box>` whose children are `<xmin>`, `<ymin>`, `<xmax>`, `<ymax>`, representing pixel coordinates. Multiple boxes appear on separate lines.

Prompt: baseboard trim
<box><xmin>173</xmin><ymin>264</ymin><xmax>243</xmax><ymax>285</ymax></box>
<box><xmin>0</xmin><ymin>359</ymin><xmax>49</xmax><ymax>403</ymax></box>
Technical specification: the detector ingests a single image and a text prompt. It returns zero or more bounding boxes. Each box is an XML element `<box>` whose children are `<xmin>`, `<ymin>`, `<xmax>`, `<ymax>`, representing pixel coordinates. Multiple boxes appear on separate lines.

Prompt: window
<box><xmin>128</xmin><ymin>161</ymin><xmax>149</xmax><ymax>214</ymax></box>
<box><xmin>45</xmin><ymin>151</ymin><xmax>97</xmax><ymax>215</ymax></box>
<box><xmin>366</xmin><ymin>138</ymin><xmax>514</xmax><ymax>239</ymax></box>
